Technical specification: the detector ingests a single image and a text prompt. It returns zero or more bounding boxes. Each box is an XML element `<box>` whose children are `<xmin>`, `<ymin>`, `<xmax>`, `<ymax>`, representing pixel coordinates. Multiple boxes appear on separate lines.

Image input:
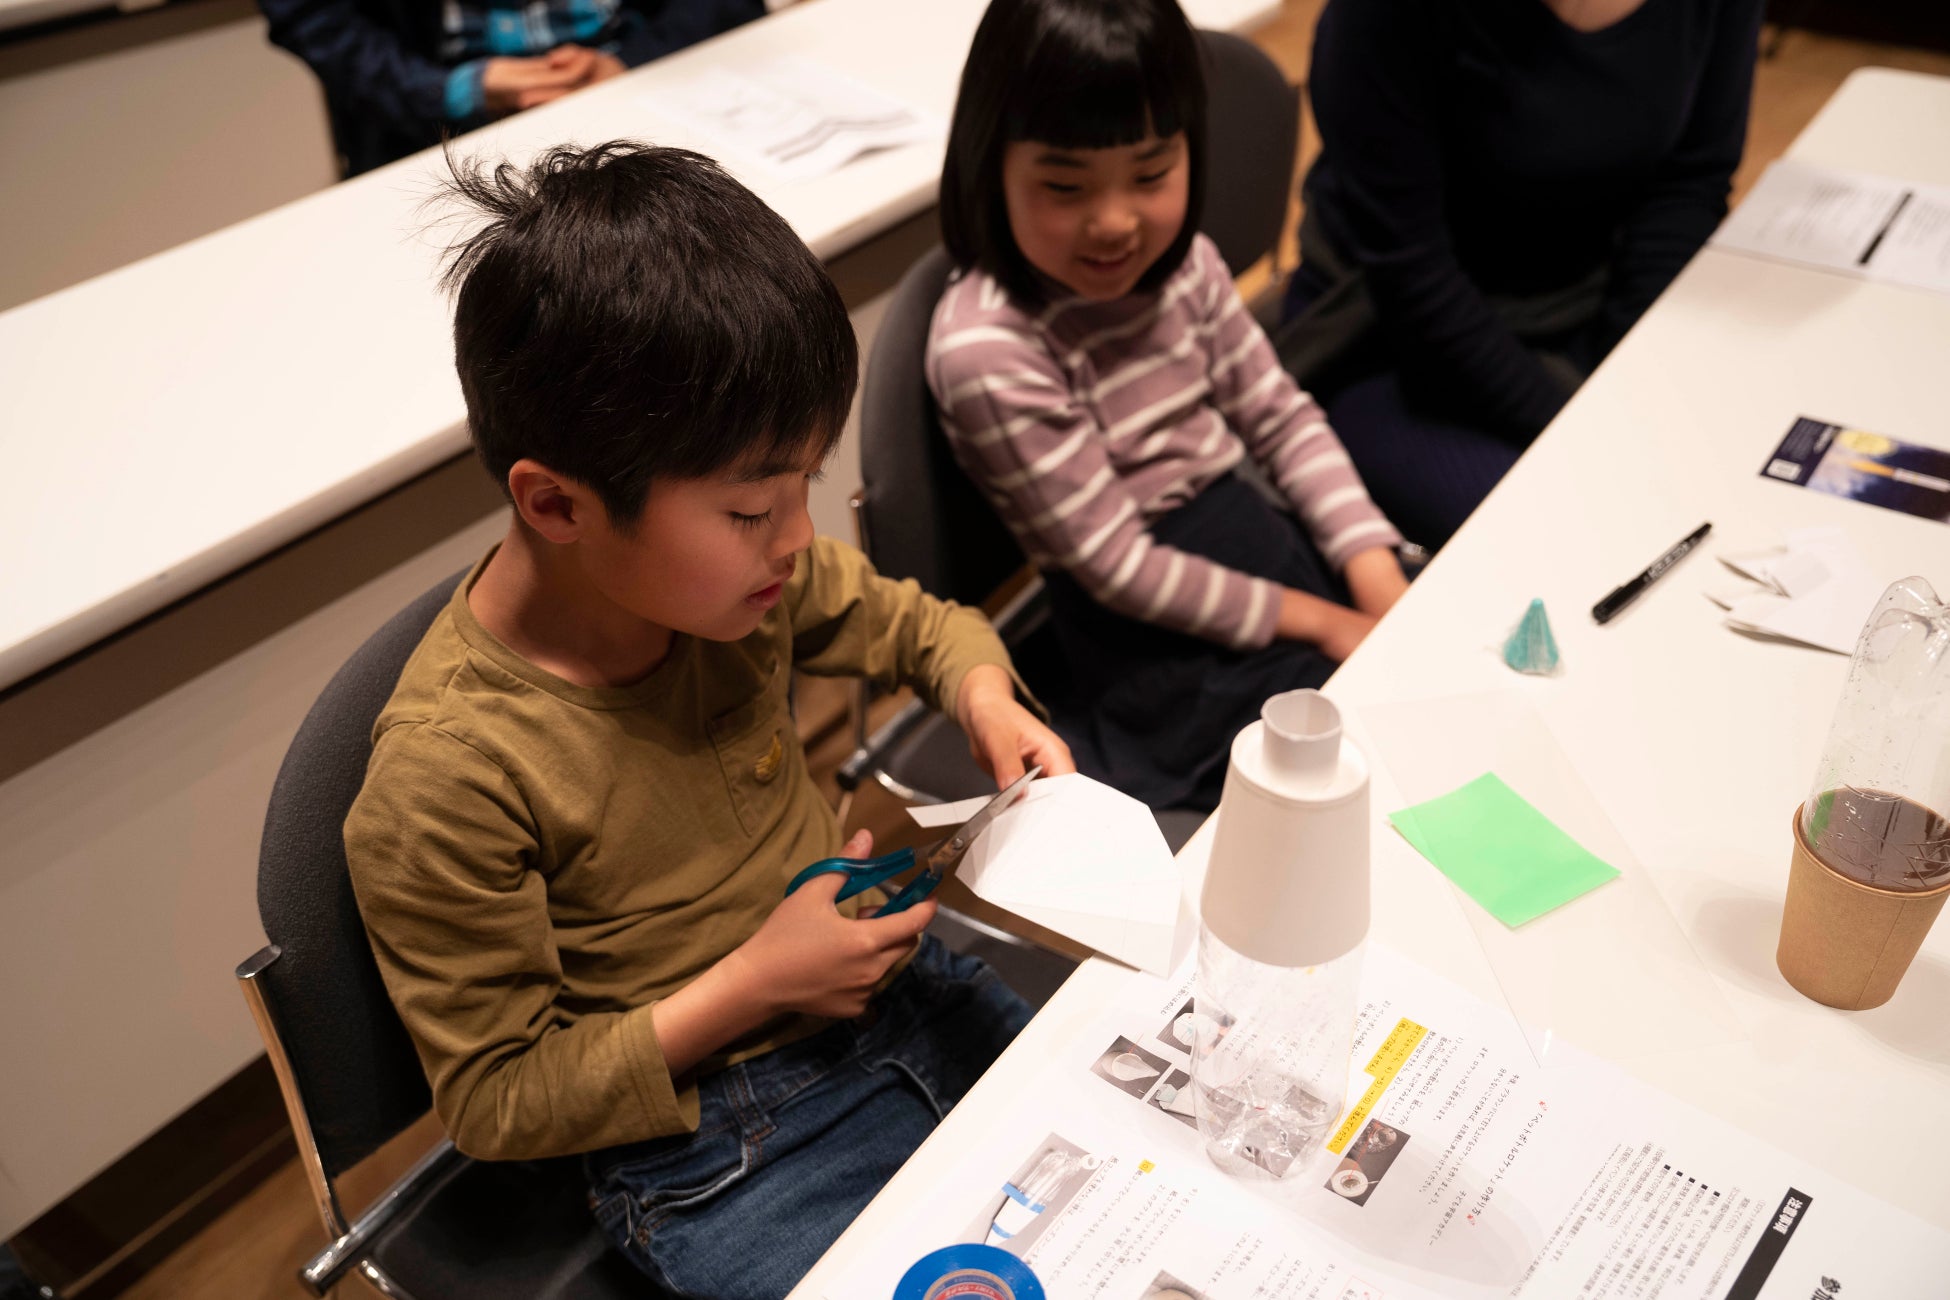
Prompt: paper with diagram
<box><xmin>812</xmin><ymin>946</ymin><xmax>1949</xmax><ymax>1300</ymax></box>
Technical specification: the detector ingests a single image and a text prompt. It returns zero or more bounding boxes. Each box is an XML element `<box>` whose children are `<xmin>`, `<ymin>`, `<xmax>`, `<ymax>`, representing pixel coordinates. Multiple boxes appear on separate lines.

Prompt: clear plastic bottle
<box><xmin>1799</xmin><ymin>575</ymin><xmax>1950</xmax><ymax>894</ymax></box>
<box><xmin>1192</xmin><ymin>690</ymin><xmax>1369</xmax><ymax>1181</ymax></box>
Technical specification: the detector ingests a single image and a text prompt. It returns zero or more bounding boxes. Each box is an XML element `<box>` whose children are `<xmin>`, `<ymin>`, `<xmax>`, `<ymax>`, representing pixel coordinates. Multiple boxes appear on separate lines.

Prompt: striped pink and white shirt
<box><xmin>927</xmin><ymin>234</ymin><xmax>1403</xmax><ymax>651</ymax></box>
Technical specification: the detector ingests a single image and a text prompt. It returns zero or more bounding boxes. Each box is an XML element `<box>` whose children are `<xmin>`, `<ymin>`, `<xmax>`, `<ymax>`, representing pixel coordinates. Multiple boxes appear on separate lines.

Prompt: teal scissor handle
<box><xmin>784</xmin><ymin>847</ymin><xmax>917</xmax><ymax>904</ymax></box>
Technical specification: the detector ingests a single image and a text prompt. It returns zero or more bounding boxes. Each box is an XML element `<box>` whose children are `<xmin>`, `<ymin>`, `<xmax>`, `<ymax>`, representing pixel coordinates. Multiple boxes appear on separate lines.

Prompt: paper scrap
<box><xmin>906</xmin><ymin>774</ymin><xmax>1179</xmax><ymax>974</ymax></box>
<box><xmin>1714</xmin><ymin>525</ymin><xmax>1885</xmax><ymax>654</ymax></box>
<box><xmin>907</xmin><ymin>793</ymin><xmax>986</xmax><ymax>829</ymax></box>
<box><xmin>1389</xmin><ymin>772</ymin><xmax>1620</xmax><ymax>927</ymax></box>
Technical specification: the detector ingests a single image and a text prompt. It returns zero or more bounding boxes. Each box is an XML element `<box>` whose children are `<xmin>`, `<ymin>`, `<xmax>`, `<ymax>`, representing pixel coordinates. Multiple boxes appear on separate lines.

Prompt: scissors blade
<box><xmin>922</xmin><ymin>764</ymin><xmax>1043</xmax><ymax>876</ymax></box>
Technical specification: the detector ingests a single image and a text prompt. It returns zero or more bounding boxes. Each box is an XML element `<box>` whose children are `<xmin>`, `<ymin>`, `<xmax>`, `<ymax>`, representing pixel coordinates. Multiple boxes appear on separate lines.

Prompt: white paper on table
<box><xmin>810</xmin><ymin>944</ymin><xmax>1950</xmax><ymax>1300</ymax></box>
<box><xmin>1711</xmin><ymin>158</ymin><xmax>1950</xmax><ymax>294</ymax></box>
<box><xmin>1356</xmin><ymin>691</ymin><xmax>1744</xmax><ymax>1068</ymax></box>
<box><xmin>632</xmin><ymin>57</ymin><xmax>941</xmax><ymax>183</ymax></box>
<box><xmin>906</xmin><ymin>774</ymin><xmax>1180</xmax><ymax>974</ymax></box>
<box><xmin>1714</xmin><ymin>526</ymin><xmax>1884</xmax><ymax>654</ymax></box>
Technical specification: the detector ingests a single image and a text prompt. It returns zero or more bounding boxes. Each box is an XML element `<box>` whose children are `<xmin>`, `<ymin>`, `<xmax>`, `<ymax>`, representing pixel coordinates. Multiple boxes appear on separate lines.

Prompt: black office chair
<box><xmin>841</xmin><ymin>30</ymin><xmax>1301</xmax><ymax>852</ymax></box>
<box><xmin>235</xmin><ymin>573</ymin><xmax>650</xmax><ymax>1299</ymax></box>
<box><xmin>1196</xmin><ymin>29</ymin><xmax>1303</xmax><ymax>284</ymax></box>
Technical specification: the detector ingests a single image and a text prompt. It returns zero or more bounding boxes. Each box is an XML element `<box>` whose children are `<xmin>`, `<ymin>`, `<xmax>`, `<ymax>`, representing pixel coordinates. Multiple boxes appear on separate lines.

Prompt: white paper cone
<box><xmin>1200</xmin><ymin>691</ymin><xmax>1370</xmax><ymax>967</ymax></box>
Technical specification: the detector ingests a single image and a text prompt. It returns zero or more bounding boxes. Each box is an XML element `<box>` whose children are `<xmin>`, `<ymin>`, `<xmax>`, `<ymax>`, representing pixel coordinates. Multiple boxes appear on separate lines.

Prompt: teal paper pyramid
<box><xmin>1502</xmin><ymin>598</ymin><xmax>1561</xmax><ymax>675</ymax></box>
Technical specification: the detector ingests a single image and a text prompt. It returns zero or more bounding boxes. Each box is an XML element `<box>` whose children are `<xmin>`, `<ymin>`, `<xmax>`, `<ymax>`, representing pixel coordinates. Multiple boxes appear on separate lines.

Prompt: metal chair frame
<box><xmin>237</xmin><ymin>945</ymin><xmax>463</xmax><ymax>1299</ymax></box>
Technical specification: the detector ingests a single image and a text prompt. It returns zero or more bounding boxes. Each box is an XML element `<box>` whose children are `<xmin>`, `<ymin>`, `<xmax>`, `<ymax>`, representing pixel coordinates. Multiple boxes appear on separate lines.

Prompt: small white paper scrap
<box><xmin>1715</xmin><ymin>526</ymin><xmax>1884</xmax><ymax>654</ymax></box>
<box><xmin>905</xmin><ymin>774</ymin><xmax>1179</xmax><ymax>974</ymax></box>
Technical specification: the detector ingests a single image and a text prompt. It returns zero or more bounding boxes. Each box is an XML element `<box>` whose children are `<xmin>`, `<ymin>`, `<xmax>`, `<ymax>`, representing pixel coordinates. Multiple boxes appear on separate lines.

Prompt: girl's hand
<box><xmin>1276</xmin><ymin>588</ymin><xmax>1377</xmax><ymax>663</ymax></box>
<box><xmin>956</xmin><ymin>664</ymin><xmax>1076</xmax><ymax>785</ymax></box>
<box><xmin>1343</xmin><ymin>546</ymin><xmax>1409</xmax><ymax>619</ymax></box>
<box><xmin>723</xmin><ymin>830</ymin><xmax>937</xmax><ymax>1021</ymax></box>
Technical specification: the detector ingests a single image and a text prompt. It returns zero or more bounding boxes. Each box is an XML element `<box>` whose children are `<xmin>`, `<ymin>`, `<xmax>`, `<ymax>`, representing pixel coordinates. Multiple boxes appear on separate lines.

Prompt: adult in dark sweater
<box><xmin>1280</xmin><ymin>0</ymin><xmax>1763</xmax><ymax>548</ymax></box>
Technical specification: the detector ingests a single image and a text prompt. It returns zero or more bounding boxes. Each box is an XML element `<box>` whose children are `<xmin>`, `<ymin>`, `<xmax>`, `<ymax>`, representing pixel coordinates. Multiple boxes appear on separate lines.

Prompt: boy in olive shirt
<box><xmin>344</xmin><ymin>142</ymin><xmax>1073</xmax><ymax>1299</ymax></box>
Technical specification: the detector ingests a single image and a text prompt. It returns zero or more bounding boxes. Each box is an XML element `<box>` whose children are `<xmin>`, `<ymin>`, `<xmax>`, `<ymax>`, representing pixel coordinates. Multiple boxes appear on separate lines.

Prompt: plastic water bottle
<box><xmin>1192</xmin><ymin>690</ymin><xmax>1369</xmax><ymax>1181</ymax></box>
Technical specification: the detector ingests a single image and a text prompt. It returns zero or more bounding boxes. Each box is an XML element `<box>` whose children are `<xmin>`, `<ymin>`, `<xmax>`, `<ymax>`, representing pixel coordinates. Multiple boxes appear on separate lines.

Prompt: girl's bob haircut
<box><xmin>940</xmin><ymin>0</ymin><xmax>1207</xmax><ymax>306</ymax></box>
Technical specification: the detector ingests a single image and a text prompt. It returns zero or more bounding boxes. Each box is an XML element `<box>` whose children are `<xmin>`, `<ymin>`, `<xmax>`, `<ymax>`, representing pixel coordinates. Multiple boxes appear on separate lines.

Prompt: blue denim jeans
<box><xmin>586</xmin><ymin>936</ymin><xmax>1032</xmax><ymax>1299</ymax></box>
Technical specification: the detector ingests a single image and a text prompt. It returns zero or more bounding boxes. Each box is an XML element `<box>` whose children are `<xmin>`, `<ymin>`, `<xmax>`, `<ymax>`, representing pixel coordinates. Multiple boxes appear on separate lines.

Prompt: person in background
<box><xmin>260</xmin><ymin>0</ymin><xmax>767</xmax><ymax>176</ymax></box>
<box><xmin>1281</xmin><ymin>0</ymin><xmax>1764</xmax><ymax>549</ymax></box>
<box><xmin>929</xmin><ymin>0</ymin><xmax>1409</xmax><ymax>815</ymax></box>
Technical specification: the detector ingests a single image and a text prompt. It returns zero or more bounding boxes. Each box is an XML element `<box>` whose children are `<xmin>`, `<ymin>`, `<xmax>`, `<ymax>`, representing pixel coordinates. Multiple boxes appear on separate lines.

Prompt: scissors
<box><xmin>784</xmin><ymin>765</ymin><xmax>1044</xmax><ymax>915</ymax></box>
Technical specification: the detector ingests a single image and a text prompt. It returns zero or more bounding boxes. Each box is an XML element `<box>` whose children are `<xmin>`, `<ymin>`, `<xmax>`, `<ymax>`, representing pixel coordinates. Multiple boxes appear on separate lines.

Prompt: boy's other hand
<box><xmin>725</xmin><ymin>830</ymin><xmax>937</xmax><ymax>1020</ymax></box>
<box><xmin>956</xmin><ymin>663</ymin><xmax>1076</xmax><ymax>786</ymax></box>
<box><xmin>1343</xmin><ymin>546</ymin><xmax>1409</xmax><ymax>619</ymax></box>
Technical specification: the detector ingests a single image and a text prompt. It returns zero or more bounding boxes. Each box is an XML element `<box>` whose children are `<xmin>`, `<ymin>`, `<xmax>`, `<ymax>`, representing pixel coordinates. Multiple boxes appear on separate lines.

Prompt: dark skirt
<box><xmin>1043</xmin><ymin>474</ymin><xmax>1348</xmax><ymax>814</ymax></box>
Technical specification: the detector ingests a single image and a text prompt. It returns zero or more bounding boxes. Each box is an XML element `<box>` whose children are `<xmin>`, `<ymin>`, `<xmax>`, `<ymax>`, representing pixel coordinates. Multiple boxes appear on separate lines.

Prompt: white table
<box><xmin>0</xmin><ymin>0</ymin><xmax>1272</xmax><ymax>694</ymax></box>
<box><xmin>794</xmin><ymin>66</ymin><xmax>1950</xmax><ymax>1295</ymax></box>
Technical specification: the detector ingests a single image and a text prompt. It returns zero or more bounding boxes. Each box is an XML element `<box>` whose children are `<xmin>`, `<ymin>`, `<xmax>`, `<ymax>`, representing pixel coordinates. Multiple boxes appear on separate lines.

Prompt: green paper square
<box><xmin>1388</xmin><ymin>772</ymin><xmax>1619</xmax><ymax>927</ymax></box>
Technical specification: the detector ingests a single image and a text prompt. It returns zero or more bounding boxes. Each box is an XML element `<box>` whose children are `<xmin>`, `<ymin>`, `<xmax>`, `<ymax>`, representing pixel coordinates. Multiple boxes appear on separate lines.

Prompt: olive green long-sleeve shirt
<box><xmin>343</xmin><ymin>536</ymin><xmax>1016</xmax><ymax>1160</ymax></box>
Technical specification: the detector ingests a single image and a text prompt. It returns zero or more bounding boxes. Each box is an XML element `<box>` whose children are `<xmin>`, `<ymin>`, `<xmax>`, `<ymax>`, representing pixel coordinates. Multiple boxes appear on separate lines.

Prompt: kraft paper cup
<box><xmin>1776</xmin><ymin>805</ymin><xmax>1950</xmax><ymax>1010</ymax></box>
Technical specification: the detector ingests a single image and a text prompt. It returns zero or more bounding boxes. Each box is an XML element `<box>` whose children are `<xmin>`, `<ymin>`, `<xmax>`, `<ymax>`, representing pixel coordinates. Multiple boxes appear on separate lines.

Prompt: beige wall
<box><xmin>0</xmin><ymin>0</ymin><xmax>337</xmax><ymax>313</ymax></box>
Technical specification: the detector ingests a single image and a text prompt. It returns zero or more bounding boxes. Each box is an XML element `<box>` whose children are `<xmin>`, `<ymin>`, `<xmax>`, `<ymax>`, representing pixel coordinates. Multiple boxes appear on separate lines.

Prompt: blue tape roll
<box><xmin>894</xmin><ymin>1244</ymin><xmax>1046</xmax><ymax>1300</ymax></box>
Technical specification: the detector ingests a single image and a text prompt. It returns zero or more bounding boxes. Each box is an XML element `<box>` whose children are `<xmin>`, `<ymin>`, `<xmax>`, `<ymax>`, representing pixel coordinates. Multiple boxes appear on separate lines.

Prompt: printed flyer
<box><xmin>817</xmin><ymin>947</ymin><xmax>1949</xmax><ymax>1300</ymax></box>
<box><xmin>1762</xmin><ymin>417</ymin><xmax>1950</xmax><ymax>524</ymax></box>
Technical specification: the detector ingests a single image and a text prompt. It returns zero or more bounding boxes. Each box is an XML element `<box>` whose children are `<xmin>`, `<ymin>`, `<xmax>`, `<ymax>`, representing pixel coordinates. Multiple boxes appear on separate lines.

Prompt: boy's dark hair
<box><xmin>437</xmin><ymin>141</ymin><xmax>858</xmax><ymax>527</ymax></box>
<box><xmin>939</xmin><ymin>0</ymin><xmax>1206</xmax><ymax>306</ymax></box>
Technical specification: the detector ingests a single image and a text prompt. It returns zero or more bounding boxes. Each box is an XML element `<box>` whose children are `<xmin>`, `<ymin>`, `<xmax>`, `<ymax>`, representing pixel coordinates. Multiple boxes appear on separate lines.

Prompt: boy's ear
<box><xmin>507</xmin><ymin>458</ymin><xmax>595</xmax><ymax>543</ymax></box>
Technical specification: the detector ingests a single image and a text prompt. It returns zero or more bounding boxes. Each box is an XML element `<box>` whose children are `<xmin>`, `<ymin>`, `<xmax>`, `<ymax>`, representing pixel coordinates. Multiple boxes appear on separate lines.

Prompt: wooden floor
<box><xmin>106</xmin><ymin>6</ymin><xmax>1950</xmax><ymax>1298</ymax></box>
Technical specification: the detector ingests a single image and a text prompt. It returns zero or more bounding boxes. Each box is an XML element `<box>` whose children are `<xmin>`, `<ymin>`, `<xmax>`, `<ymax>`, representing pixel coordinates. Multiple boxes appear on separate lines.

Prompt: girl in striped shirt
<box><xmin>928</xmin><ymin>0</ymin><xmax>1410</xmax><ymax>811</ymax></box>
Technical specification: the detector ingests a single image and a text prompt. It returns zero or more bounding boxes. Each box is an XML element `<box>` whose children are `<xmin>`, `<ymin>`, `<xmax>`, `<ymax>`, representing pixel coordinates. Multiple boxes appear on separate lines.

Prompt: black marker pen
<box><xmin>1592</xmin><ymin>523</ymin><xmax>1712</xmax><ymax>625</ymax></box>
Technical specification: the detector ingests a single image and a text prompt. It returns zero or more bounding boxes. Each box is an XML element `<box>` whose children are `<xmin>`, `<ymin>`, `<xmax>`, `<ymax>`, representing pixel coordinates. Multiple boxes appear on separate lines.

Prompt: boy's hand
<box><xmin>956</xmin><ymin>663</ymin><xmax>1076</xmax><ymax>786</ymax></box>
<box><xmin>723</xmin><ymin>831</ymin><xmax>937</xmax><ymax>1020</ymax></box>
<box><xmin>1343</xmin><ymin>546</ymin><xmax>1409</xmax><ymax>620</ymax></box>
<box><xmin>1275</xmin><ymin>588</ymin><xmax>1376</xmax><ymax>663</ymax></box>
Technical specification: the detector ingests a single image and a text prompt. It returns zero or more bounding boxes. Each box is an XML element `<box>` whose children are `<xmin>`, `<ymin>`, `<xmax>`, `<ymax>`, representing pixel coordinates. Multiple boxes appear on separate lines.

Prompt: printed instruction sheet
<box><xmin>815</xmin><ymin>947</ymin><xmax>1948</xmax><ymax>1300</ymax></box>
<box><xmin>1712</xmin><ymin>159</ymin><xmax>1950</xmax><ymax>294</ymax></box>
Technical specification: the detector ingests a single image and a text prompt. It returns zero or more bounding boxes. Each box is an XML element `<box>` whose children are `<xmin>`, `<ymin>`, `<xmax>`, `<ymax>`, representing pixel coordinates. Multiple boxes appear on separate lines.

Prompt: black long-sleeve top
<box><xmin>1303</xmin><ymin>0</ymin><xmax>1762</xmax><ymax>437</ymax></box>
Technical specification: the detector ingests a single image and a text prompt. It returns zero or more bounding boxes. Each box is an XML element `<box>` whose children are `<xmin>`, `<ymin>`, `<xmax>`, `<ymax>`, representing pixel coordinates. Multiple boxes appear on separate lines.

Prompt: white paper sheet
<box><xmin>1355</xmin><ymin>692</ymin><xmax>1744</xmax><ymax>1067</ymax></box>
<box><xmin>631</xmin><ymin>57</ymin><xmax>941</xmax><ymax>183</ymax></box>
<box><xmin>1712</xmin><ymin>159</ymin><xmax>1950</xmax><ymax>295</ymax></box>
<box><xmin>910</xmin><ymin>774</ymin><xmax>1181</xmax><ymax>974</ymax></box>
<box><xmin>814</xmin><ymin>947</ymin><xmax>1950</xmax><ymax>1300</ymax></box>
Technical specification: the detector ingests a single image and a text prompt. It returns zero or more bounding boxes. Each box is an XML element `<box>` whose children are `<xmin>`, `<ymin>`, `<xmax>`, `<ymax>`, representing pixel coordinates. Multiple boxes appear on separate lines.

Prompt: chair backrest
<box><xmin>855</xmin><ymin>246</ymin><xmax>1029</xmax><ymax>605</ymax></box>
<box><xmin>253</xmin><ymin>572</ymin><xmax>465</xmax><ymax>1180</ymax></box>
<box><xmin>1198</xmin><ymin>29</ymin><xmax>1302</xmax><ymax>277</ymax></box>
